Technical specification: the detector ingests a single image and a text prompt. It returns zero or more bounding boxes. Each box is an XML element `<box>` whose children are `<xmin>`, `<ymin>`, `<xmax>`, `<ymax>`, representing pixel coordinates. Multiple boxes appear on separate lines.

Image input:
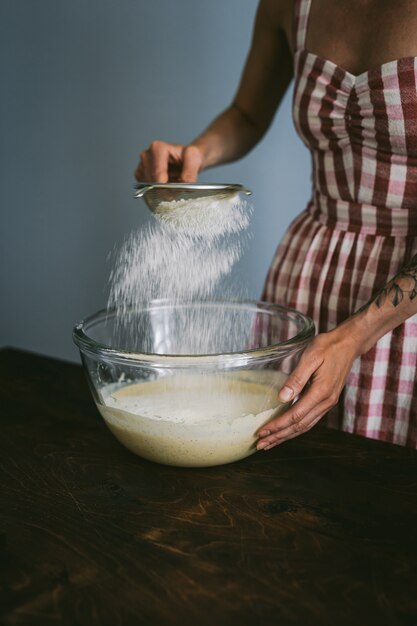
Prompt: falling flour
<box><xmin>108</xmin><ymin>193</ymin><xmax>252</xmax><ymax>353</ymax></box>
<box><xmin>104</xmin><ymin>192</ymin><xmax>287</xmax><ymax>466</ymax></box>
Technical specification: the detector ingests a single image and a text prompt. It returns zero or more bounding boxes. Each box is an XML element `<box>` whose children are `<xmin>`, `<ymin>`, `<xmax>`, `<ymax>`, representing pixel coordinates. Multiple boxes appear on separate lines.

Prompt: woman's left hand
<box><xmin>257</xmin><ymin>323</ymin><xmax>363</xmax><ymax>450</ymax></box>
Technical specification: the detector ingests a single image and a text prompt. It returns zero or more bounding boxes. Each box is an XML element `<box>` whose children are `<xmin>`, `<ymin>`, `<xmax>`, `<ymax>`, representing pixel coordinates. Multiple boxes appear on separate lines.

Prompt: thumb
<box><xmin>180</xmin><ymin>145</ymin><xmax>203</xmax><ymax>182</ymax></box>
<box><xmin>278</xmin><ymin>353</ymin><xmax>322</xmax><ymax>403</ymax></box>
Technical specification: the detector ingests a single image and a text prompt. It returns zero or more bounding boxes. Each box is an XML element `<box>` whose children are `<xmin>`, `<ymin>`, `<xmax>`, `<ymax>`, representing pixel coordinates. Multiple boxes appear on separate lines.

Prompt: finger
<box><xmin>135</xmin><ymin>162</ymin><xmax>145</xmax><ymax>181</ymax></box>
<box><xmin>257</xmin><ymin>397</ymin><xmax>330</xmax><ymax>450</ymax></box>
<box><xmin>149</xmin><ymin>141</ymin><xmax>169</xmax><ymax>183</ymax></box>
<box><xmin>135</xmin><ymin>150</ymin><xmax>148</xmax><ymax>181</ymax></box>
<box><xmin>138</xmin><ymin>150</ymin><xmax>153</xmax><ymax>181</ymax></box>
<box><xmin>259</xmin><ymin>379</ymin><xmax>338</xmax><ymax>438</ymax></box>
<box><xmin>180</xmin><ymin>145</ymin><xmax>202</xmax><ymax>182</ymax></box>
<box><xmin>277</xmin><ymin>351</ymin><xmax>324</xmax><ymax>404</ymax></box>
<box><xmin>257</xmin><ymin>392</ymin><xmax>315</xmax><ymax>438</ymax></box>
<box><xmin>261</xmin><ymin>413</ymin><xmax>324</xmax><ymax>450</ymax></box>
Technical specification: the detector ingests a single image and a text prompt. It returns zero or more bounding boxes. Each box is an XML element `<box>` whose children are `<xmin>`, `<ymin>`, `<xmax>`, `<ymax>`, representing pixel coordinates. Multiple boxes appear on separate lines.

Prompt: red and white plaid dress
<box><xmin>263</xmin><ymin>0</ymin><xmax>417</xmax><ymax>447</ymax></box>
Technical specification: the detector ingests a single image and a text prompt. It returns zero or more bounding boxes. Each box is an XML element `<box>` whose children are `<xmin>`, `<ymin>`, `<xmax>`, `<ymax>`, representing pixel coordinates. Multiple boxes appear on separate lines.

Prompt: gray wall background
<box><xmin>0</xmin><ymin>0</ymin><xmax>311</xmax><ymax>363</ymax></box>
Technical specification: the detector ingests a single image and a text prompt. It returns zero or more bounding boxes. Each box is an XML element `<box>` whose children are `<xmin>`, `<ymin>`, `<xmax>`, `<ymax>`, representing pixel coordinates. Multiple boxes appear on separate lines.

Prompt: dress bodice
<box><xmin>292</xmin><ymin>0</ymin><xmax>417</xmax><ymax>233</ymax></box>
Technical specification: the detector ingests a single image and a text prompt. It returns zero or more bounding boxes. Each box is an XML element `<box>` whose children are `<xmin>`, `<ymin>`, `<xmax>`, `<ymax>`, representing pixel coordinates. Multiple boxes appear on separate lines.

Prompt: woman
<box><xmin>135</xmin><ymin>0</ymin><xmax>417</xmax><ymax>449</ymax></box>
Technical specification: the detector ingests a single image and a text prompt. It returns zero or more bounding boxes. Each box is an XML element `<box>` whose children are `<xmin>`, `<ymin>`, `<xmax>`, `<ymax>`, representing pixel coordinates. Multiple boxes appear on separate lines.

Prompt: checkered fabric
<box><xmin>262</xmin><ymin>0</ymin><xmax>417</xmax><ymax>446</ymax></box>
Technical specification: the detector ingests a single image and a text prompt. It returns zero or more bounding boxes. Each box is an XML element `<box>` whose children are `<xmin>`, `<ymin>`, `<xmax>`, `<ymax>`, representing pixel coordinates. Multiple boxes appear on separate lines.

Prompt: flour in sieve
<box><xmin>154</xmin><ymin>193</ymin><xmax>250</xmax><ymax>237</ymax></box>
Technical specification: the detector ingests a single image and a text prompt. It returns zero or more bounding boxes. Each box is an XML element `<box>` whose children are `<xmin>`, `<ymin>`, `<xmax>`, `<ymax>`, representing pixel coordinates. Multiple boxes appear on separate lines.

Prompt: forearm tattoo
<box><xmin>374</xmin><ymin>253</ymin><xmax>417</xmax><ymax>308</ymax></box>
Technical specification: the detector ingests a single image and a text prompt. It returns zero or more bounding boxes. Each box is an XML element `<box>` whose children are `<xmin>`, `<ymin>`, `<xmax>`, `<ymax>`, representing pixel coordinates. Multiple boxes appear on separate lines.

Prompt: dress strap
<box><xmin>293</xmin><ymin>0</ymin><xmax>312</xmax><ymax>53</ymax></box>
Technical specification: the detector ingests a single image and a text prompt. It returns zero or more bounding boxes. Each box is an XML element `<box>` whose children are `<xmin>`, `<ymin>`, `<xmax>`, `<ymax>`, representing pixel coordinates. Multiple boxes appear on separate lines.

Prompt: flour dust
<box><xmin>107</xmin><ymin>193</ymin><xmax>253</xmax><ymax>355</ymax></box>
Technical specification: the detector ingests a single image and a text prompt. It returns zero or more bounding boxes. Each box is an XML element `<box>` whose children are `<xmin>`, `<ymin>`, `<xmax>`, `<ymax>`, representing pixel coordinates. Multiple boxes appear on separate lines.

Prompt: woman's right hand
<box><xmin>135</xmin><ymin>141</ymin><xmax>204</xmax><ymax>183</ymax></box>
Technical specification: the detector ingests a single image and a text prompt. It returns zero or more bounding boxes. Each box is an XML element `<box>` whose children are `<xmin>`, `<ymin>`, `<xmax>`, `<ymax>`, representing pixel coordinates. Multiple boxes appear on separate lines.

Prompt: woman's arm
<box><xmin>257</xmin><ymin>253</ymin><xmax>417</xmax><ymax>449</ymax></box>
<box><xmin>135</xmin><ymin>0</ymin><xmax>293</xmax><ymax>183</ymax></box>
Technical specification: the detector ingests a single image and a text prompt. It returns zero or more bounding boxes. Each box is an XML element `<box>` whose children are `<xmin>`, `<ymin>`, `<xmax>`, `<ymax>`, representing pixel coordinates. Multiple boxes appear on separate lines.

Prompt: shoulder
<box><xmin>255</xmin><ymin>0</ymin><xmax>294</xmax><ymax>46</ymax></box>
<box><xmin>257</xmin><ymin>0</ymin><xmax>293</xmax><ymax>21</ymax></box>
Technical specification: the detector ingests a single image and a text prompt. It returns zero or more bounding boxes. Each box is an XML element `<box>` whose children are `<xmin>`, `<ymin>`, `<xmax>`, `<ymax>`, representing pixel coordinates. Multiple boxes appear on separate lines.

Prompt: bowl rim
<box><xmin>73</xmin><ymin>299</ymin><xmax>315</xmax><ymax>366</ymax></box>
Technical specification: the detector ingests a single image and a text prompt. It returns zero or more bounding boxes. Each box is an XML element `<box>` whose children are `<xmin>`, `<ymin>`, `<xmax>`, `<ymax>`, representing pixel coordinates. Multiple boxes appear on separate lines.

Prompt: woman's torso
<box><xmin>263</xmin><ymin>0</ymin><xmax>417</xmax><ymax>447</ymax></box>
<box><xmin>281</xmin><ymin>0</ymin><xmax>417</xmax><ymax>233</ymax></box>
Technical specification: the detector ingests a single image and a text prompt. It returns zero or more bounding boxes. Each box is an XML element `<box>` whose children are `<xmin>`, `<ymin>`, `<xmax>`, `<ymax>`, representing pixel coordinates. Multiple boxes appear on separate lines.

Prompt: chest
<box><xmin>293</xmin><ymin>53</ymin><xmax>417</xmax><ymax>158</ymax></box>
<box><xmin>297</xmin><ymin>0</ymin><xmax>417</xmax><ymax>77</ymax></box>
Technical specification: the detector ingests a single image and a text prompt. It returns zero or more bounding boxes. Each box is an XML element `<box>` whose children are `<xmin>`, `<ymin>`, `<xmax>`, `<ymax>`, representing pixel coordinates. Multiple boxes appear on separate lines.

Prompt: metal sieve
<box><xmin>134</xmin><ymin>182</ymin><xmax>252</xmax><ymax>214</ymax></box>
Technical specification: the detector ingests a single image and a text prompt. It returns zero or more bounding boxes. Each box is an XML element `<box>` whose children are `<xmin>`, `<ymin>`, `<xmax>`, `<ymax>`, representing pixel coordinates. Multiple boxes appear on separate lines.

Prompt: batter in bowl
<box><xmin>98</xmin><ymin>371</ymin><xmax>289</xmax><ymax>467</ymax></box>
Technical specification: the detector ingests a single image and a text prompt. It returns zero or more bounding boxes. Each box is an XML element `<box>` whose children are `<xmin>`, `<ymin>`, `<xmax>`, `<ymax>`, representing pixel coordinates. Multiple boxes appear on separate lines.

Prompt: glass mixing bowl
<box><xmin>73</xmin><ymin>300</ymin><xmax>315</xmax><ymax>467</ymax></box>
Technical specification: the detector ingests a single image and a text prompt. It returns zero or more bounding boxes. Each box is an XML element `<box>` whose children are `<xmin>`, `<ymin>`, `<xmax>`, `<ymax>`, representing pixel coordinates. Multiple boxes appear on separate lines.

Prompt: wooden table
<box><xmin>1</xmin><ymin>348</ymin><xmax>416</xmax><ymax>626</ymax></box>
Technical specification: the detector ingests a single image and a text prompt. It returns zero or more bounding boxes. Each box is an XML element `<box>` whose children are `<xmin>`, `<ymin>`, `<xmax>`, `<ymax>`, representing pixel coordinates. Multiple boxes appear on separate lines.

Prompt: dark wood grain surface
<box><xmin>0</xmin><ymin>348</ymin><xmax>416</xmax><ymax>626</ymax></box>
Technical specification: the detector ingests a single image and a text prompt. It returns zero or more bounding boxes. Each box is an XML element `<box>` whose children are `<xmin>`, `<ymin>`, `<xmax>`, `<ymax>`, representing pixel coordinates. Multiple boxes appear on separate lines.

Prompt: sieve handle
<box><xmin>133</xmin><ymin>184</ymin><xmax>155</xmax><ymax>199</ymax></box>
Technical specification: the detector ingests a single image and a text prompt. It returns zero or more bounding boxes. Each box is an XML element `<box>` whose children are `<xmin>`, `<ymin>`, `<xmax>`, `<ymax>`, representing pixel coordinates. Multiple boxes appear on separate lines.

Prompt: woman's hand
<box><xmin>135</xmin><ymin>141</ymin><xmax>203</xmax><ymax>183</ymax></box>
<box><xmin>257</xmin><ymin>323</ymin><xmax>364</xmax><ymax>450</ymax></box>
<box><xmin>257</xmin><ymin>251</ymin><xmax>417</xmax><ymax>450</ymax></box>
